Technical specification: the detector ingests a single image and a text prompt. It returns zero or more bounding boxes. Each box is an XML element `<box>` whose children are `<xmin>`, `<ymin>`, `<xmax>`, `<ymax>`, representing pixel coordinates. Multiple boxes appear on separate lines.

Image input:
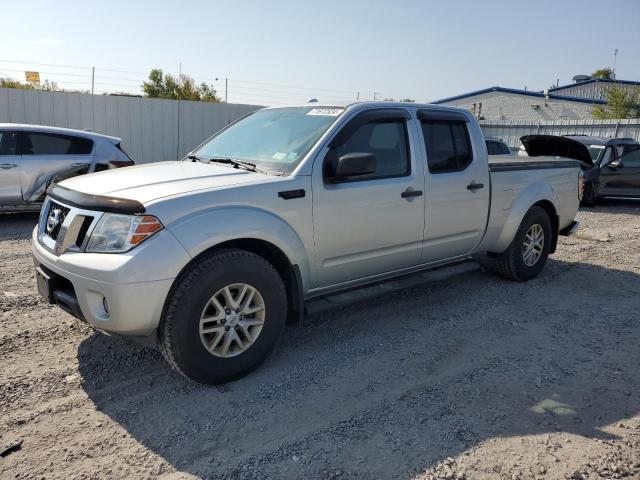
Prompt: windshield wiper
<box><xmin>208</xmin><ymin>157</ymin><xmax>265</xmax><ymax>174</ymax></box>
<box><xmin>186</xmin><ymin>154</ymin><xmax>208</xmax><ymax>163</ymax></box>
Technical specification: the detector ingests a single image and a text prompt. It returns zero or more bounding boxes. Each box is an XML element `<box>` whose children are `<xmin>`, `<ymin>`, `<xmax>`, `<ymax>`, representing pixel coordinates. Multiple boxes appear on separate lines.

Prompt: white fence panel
<box><xmin>0</xmin><ymin>88</ymin><xmax>262</xmax><ymax>163</ymax></box>
<box><xmin>481</xmin><ymin>118</ymin><xmax>640</xmax><ymax>147</ymax></box>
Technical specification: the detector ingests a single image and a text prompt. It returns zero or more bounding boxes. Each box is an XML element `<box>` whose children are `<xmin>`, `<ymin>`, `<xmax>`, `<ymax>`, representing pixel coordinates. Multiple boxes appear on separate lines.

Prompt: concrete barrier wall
<box><xmin>0</xmin><ymin>88</ymin><xmax>263</xmax><ymax>163</ymax></box>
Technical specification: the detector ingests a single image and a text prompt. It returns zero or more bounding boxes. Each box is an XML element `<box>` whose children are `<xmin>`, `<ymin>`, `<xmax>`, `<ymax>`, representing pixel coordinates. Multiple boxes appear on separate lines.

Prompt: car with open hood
<box><xmin>520</xmin><ymin>134</ymin><xmax>640</xmax><ymax>205</ymax></box>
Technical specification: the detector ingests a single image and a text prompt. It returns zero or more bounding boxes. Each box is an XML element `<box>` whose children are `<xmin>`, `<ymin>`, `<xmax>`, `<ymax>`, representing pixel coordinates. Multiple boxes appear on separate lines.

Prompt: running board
<box><xmin>305</xmin><ymin>260</ymin><xmax>480</xmax><ymax>317</ymax></box>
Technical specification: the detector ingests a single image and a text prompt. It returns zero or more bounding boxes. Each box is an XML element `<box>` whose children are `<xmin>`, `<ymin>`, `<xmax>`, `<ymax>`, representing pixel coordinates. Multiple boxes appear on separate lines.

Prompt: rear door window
<box><xmin>19</xmin><ymin>132</ymin><xmax>93</xmax><ymax>155</ymax></box>
<box><xmin>619</xmin><ymin>145</ymin><xmax>640</xmax><ymax>167</ymax></box>
<box><xmin>421</xmin><ymin>120</ymin><xmax>473</xmax><ymax>173</ymax></box>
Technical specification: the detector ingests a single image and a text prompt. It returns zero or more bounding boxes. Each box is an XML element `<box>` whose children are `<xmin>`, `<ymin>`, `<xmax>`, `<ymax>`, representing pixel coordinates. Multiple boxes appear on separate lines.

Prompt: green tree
<box><xmin>0</xmin><ymin>78</ymin><xmax>60</xmax><ymax>91</ymax></box>
<box><xmin>591</xmin><ymin>67</ymin><xmax>615</xmax><ymax>79</ymax></box>
<box><xmin>592</xmin><ymin>85</ymin><xmax>640</xmax><ymax>119</ymax></box>
<box><xmin>142</xmin><ymin>69</ymin><xmax>221</xmax><ymax>102</ymax></box>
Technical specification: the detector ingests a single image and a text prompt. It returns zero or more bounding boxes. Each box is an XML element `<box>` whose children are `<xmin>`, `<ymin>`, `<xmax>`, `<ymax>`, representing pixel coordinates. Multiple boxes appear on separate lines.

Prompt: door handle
<box><xmin>467</xmin><ymin>181</ymin><xmax>484</xmax><ymax>191</ymax></box>
<box><xmin>0</xmin><ymin>163</ymin><xmax>17</xmax><ymax>169</ymax></box>
<box><xmin>401</xmin><ymin>189</ymin><xmax>423</xmax><ymax>199</ymax></box>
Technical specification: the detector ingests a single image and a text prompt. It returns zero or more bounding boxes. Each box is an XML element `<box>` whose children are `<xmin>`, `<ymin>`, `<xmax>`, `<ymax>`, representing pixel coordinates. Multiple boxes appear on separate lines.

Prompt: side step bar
<box><xmin>305</xmin><ymin>261</ymin><xmax>480</xmax><ymax>317</ymax></box>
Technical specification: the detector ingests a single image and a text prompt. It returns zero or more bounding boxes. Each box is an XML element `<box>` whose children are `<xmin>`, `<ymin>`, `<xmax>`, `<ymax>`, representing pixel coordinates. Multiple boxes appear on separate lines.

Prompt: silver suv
<box><xmin>0</xmin><ymin>124</ymin><xmax>134</xmax><ymax>211</ymax></box>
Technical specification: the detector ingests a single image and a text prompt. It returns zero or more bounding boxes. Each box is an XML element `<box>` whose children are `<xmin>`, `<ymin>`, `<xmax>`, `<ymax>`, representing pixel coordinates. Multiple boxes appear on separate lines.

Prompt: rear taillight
<box><xmin>109</xmin><ymin>160</ymin><xmax>135</xmax><ymax>168</ymax></box>
<box><xmin>578</xmin><ymin>171</ymin><xmax>584</xmax><ymax>202</ymax></box>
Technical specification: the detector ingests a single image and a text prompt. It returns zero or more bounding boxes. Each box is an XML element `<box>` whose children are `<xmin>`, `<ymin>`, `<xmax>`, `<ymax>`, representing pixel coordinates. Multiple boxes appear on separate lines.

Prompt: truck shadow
<box><xmin>77</xmin><ymin>256</ymin><xmax>639</xmax><ymax>478</ymax></box>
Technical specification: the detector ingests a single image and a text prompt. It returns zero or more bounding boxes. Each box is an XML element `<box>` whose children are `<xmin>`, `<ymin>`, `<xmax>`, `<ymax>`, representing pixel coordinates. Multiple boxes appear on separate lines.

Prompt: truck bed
<box><xmin>488</xmin><ymin>155</ymin><xmax>581</xmax><ymax>172</ymax></box>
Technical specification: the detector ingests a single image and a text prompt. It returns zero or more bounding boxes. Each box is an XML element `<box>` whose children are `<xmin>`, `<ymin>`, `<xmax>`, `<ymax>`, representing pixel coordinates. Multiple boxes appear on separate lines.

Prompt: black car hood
<box><xmin>520</xmin><ymin>135</ymin><xmax>593</xmax><ymax>167</ymax></box>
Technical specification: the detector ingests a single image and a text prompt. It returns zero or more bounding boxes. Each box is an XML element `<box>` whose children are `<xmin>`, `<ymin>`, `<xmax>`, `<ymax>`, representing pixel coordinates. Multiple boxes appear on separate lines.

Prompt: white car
<box><xmin>0</xmin><ymin>124</ymin><xmax>134</xmax><ymax>211</ymax></box>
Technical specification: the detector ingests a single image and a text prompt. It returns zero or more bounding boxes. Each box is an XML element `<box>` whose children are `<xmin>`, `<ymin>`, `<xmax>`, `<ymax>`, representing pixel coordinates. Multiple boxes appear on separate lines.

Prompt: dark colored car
<box><xmin>485</xmin><ymin>137</ymin><xmax>511</xmax><ymax>155</ymax></box>
<box><xmin>520</xmin><ymin>135</ymin><xmax>640</xmax><ymax>205</ymax></box>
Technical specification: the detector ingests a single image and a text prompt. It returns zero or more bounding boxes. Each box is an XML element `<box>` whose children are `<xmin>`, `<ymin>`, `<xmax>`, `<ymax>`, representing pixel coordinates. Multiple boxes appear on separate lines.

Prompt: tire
<box><xmin>495</xmin><ymin>206</ymin><xmax>552</xmax><ymax>282</ymax></box>
<box><xmin>159</xmin><ymin>248</ymin><xmax>287</xmax><ymax>384</ymax></box>
<box><xmin>581</xmin><ymin>182</ymin><xmax>597</xmax><ymax>206</ymax></box>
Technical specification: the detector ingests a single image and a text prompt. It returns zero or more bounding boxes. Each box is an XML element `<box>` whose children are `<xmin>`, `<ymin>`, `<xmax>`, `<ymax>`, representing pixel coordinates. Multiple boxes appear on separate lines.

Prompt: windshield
<box><xmin>193</xmin><ymin>106</ymin><xmax>345</xmax><ymax>174</ymax></box>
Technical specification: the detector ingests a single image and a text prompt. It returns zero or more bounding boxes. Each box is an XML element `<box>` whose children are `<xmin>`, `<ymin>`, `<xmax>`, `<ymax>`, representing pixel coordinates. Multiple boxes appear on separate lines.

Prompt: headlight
<box><xmin>86</xmin><ymin>214</ymin><xmax>163</xmax><ymax>253</ymax></box>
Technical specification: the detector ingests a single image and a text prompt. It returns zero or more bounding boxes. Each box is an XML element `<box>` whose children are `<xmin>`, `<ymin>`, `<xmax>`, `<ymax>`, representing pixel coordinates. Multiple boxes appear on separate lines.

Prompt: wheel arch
<box><xmin>162</xmin><ymin>237</ymin><xmax>305</xmax><ymax>330</ymax></box>
<box><xmin>489</xmin><ymin>183</ymin><xmax>560</xmax><ymax>254</ymax></box>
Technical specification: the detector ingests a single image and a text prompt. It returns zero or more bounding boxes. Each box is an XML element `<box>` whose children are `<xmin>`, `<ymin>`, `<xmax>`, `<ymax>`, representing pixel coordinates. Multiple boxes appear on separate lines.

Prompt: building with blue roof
<box><xmin>432</xmin><ymin>78</ymin><xmax>639</xmax><ymax>122</ymax></box>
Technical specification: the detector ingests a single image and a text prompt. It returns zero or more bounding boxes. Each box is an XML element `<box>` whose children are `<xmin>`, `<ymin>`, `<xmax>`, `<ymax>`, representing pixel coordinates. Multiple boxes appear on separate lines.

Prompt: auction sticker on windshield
<box><xmin>307</xmin><ymin>108</ymin><xmax>344</xmax><ymax>116</ymax></box>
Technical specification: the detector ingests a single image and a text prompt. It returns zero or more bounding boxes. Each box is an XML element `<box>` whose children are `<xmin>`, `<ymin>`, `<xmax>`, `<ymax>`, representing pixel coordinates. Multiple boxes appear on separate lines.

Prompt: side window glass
<box><xmin>619</xmin><ymin>146</ymin><xmax>640</xmax><ymax>167</ymax></box>
<box><xmin>0</xmin><ymin>132</ymin><xmax>18</xmax><ymax>155</ymax></box>
<box><xmin>333</xmin><ymin>120</ymin><xmax>410</xmax><ymax>179</ymax></box>
<box><xmin>21</xmin><ymin>133</ymin><xmax>93</xmax><ymax>155</ymax></box>
<box><xmin>421</xmin><ymin>120</ymin><xmax>473</xmax><ymax>173</ymax></box>
<box><xmin>486</xmin><ymin>141</ymin><xmax>497</xmax><ymax>155</ymax></box>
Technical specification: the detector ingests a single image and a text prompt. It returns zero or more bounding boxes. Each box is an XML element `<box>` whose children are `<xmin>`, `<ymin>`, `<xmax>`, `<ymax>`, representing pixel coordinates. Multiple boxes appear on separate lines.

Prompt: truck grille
<box><xmin>38</xmin><ymin>198</ymin><xmax>99</xmax><ymax>255</ymax></box>
<box><xmin>75</xmin><ymin>216</ymin><xmax>94</xmax><ymax>247</ymax></box>
<box><xmin>45</xmin><ymin>202</ymin><xmax>71</xmax><ymax>241</ymax></box>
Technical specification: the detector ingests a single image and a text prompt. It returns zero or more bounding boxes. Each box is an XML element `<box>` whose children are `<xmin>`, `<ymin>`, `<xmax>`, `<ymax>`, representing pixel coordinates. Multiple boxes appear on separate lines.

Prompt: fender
<box><xmin>167</xmin><ymin>205</ymin><xmax>312</xmax><ymax>292</ymax></box>
<box><xmin>490</xmin><ymin>182</ymin><xmax>559</xmax><ymax>253</ymax></box>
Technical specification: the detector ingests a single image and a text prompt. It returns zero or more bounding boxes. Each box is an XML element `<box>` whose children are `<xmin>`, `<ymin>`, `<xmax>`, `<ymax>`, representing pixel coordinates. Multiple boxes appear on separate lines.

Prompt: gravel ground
<box><xmin>1</xmin><ymin>203</ymin><xmax>639</xmax><ymax>480</ymax></box>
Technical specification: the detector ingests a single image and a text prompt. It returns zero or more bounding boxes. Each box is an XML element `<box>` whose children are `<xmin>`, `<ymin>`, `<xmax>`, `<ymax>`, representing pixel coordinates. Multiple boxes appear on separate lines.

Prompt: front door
<box><xmin>0</xmin><ymin>131</ymin><xmax>22</xmax><ymax>206</ymax></box>
<box><xmin>418</xmin><ymin>110</ymin><xmax>490</xmax><ymax>263</ymax></box>
<box><xmin>312</xmin><ymin>108</ymin><xmax>425</xmax><ymax>288</ymax></box>
<box><xmin>599</xmin><ymin>145</ymin><xmax>640</xmax><ymax>197</ymax></box>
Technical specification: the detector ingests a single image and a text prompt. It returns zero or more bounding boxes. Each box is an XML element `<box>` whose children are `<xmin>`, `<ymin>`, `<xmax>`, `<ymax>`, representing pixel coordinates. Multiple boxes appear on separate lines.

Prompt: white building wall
<box><xmin>438</xmin><ymin>91</ymin><xmax>600</xmax><ymax>121</ymax></box>
<box><xmin>0</xmin><ymin>88</ymin><xmax>263</xmax><ymax>163</ymax></box>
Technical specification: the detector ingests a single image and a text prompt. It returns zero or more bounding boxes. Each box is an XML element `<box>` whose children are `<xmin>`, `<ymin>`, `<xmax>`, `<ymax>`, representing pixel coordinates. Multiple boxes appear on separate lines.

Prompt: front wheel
<box><xmin>495</xmin><ymin>206</ymin><xmax>552</xmax><ymax>282</ymax></box>
<box><xmin>159</xmin><ymin>249</ymin><xmax>287</xmax><ymax>384</ymax></box>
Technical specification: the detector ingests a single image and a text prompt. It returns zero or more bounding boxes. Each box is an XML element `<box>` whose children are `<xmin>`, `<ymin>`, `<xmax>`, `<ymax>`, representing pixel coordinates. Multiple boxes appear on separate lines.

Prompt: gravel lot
<box><xmin>1</xmin><ymin>203</ymin><xmax>639</xmax><ymax>480</ymax></box>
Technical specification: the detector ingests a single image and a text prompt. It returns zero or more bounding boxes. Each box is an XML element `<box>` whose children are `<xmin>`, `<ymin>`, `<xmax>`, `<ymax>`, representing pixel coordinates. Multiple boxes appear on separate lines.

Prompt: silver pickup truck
<box><xmin>32</xmin><ymin>102</ymin><xmax>582</xmax><ymax>384</ymax></box>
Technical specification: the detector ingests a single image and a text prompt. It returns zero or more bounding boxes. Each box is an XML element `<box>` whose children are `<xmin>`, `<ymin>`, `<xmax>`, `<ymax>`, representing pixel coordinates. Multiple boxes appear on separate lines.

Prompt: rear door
<box><xmin>0</xmin><ymin>131</ymin><xmax>22</xmax><ymax>206</ymax></box>
<box><xmin>17</xmin><ymin>131</ymin><xmax>94</xmax><ymax>202</ymax></box>
<box><xmin>418</xmin><ymin>110</ymin><xmax>490</xmax><ymax>263</ymax></box>
<box><xmin>600</xmin><ymin>145</ymin><xmax>640</xmax><ymax>197</ymax></box>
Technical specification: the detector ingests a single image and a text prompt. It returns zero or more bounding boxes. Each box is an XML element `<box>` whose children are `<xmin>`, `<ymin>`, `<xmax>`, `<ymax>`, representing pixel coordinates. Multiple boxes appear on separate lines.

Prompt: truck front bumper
<box><xmin>32</xmin><ymin>227</ymin><xmax>187</xmax><ymax>336</ymax></box>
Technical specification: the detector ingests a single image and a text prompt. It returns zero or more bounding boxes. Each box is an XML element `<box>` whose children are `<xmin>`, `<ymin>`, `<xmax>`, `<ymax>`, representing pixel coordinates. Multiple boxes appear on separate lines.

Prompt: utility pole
<box><xmin>225</xmin><ymin>77</ymin><xmax>228</xmax><ymax>103</ymax></box>
<box><xmin>373</xmin><ymin>92</ymin><xmax>381</xmax><ymax>101</ymax></box>
<box><xmin>91</xmin><ymin>67</ymin><xmax>95</xmax><ymax>95</ymax></box>
<box><xmin>356</xmin><ymin>91</ymin><xmax>360</xmax><ymax>101</ymax></box>
<box><xmin>176</xmin><ymin>62</ymin><xmax>182</xmax><ymax>160</ymax></box>
<box><xmin>613</xmin><ymin>48</ymin><xmax>618</xmax><ymax>78</ymax></box>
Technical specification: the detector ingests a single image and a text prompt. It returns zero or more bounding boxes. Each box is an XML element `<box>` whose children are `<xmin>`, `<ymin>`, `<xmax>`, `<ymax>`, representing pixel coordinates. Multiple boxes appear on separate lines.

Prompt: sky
<box><xmin>2</xmin><ymin>0</ymin><xmax>640</xmax><ymax>105</ymax></box>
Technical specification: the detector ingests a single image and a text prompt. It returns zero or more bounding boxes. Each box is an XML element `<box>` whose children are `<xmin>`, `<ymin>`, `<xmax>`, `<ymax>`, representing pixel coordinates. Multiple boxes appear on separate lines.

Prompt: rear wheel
<box><xmin>160</xmin><ymin>249</ymin><xmax>287</xmax><ymax>384</ymax></box>
<box><xmin>495</xmin><ymin>206</ymin><xmax>552</xmax><ymax>282</ymax></box>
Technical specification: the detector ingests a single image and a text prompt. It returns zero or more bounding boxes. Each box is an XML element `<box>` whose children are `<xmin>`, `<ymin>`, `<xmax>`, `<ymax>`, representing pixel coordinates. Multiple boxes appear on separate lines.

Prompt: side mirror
<box><xmin>335</xmin><ymin>152</ymin><xmax>376</xmax><ymax>177</ymax></box>
<box><xmin>607</xmin><ymin>159</ymin><xmax>623</xmax><ymax>169</ymax></box>
<box><xmin>326</xmin><ymin>152</ymin><xmax>376</xmax><ymax>182</ymax></box>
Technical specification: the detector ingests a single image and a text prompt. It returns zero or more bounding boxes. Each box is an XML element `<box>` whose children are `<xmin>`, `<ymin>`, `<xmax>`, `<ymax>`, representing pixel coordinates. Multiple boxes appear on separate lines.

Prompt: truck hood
<box><xmin>59</xmin><ymin>161</ymin><xmax>271</xmax><ymax>204</ymax></box>
<box><xmin>520</xmin><ymin>135</ymin><xmax>593</xmax><ymax>167</ymax></box>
